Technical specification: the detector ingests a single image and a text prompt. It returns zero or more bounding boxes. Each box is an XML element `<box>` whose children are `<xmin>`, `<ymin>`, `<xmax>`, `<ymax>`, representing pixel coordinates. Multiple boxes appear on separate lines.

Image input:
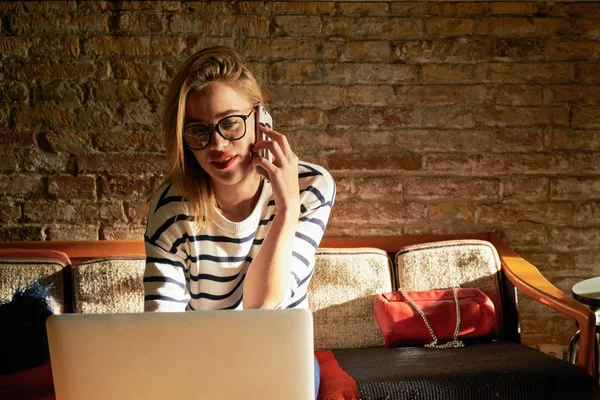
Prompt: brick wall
<box><xmin>1</xmin><ymin>1</ymin><xmax>599</xmax><ymax>353</ymax></box>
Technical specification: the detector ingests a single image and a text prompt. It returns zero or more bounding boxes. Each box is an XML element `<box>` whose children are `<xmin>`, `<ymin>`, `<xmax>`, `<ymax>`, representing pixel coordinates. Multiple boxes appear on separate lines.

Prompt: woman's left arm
<box><xmin>244</xmin><ymin>125</ymin><xmax>334</xmax><ymax>309</ymax></box>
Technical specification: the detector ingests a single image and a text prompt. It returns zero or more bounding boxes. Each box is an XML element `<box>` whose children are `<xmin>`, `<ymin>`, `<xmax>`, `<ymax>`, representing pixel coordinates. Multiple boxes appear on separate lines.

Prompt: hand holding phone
<box><xmin>255</xmin><ymin>105</ymin><xmax>273</xmax><ymax>178</ymax></box>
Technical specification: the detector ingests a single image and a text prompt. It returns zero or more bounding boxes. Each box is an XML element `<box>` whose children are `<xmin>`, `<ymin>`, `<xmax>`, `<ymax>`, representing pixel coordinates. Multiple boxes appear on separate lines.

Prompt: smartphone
<box><xmin>255</xmin><ymin>105</ymin><xmax>273</xmax><ymax>164</ymax></box>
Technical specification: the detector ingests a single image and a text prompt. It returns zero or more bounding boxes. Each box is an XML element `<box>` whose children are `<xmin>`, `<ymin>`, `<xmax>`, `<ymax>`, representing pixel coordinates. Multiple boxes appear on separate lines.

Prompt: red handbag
<box><xmin>373</xmin><ymin>288</ymin><xmax>497</xmax><ymax>348</ymax></box>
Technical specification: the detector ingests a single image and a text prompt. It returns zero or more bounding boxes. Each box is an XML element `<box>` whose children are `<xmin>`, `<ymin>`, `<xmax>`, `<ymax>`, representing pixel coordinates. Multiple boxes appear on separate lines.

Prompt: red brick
<box><xmin>497</xmin><ymin>85</ymin><xmax>543</xmax><ymax>105</ymax></box>
<box><xmin>78</xmin><ymin>154</ymin><xmax>167</xmax><ymax>174</ymax></box>
<box><xmin>45</xmin><ymin>224</ymin><xmax>99</xmax><ymax>240</ymax></box>
<box><xmin>544</xmin><ymin>129</ymin><xmax>600</xmax><ymax>150</ymax></box>
<box><xmin>88</xmin><ymin>80</ymin><xmax>145</xmax><ymax>102</ymax></box>
<box><xmin>269</xmin><ymin>85</ymin><xmax>343</xmax><ymax>109</ymax></box>
<box><xmin>0</xmin><ymin>155</ymin><xmax>18</xmax><ymax>172</ymax></box>
<box><xmin>48</xmin><ymin>175</ymin><xmax>96</xmax><ymax>199</ymax></box>
<box><xmin>275</xmin><ymin>16</ymin><xmax>322</xmax><ymax>36</ymax></box>
<box><xmin>271</xmin><ymin>109</ymin><xmax>323</xmax><ymax>127</ymax></box>
<box><xmin>119</xmin><ymin>1</ymin><xmax>181</xmax><ymax>11</ymax></box>
<box><xmin>271</xmin><ymin>62</ymin><xmax>318</xmax><ymax>82</ymax></box>
<box><xmin>21</xmin><ymin>151</ymin><xmax>70</xmax><ymax>173</ymax></box>
<box><xmin>401</xmin><ymin>222</ymin><xmax>481</xmax><ymax>236</ymax></box>
<box><xmin>102</xmin><ymin>224</ymin><xmax>146</xmax><ymax>240</ymax></box>
<box><xmin>14</xmin><ymin>106</ymin><xmax>75</xmax><ymax>129</ymax></box>
<box><xmin>488</xmin><ymin>38</ymin><xmax>544</xmax><ymax>61</ymax></box>
<box><xmin>325</xmin><ymin>17</ymin><xmax>422</xmax><ymax>39</ymax></box>
<box><xmin>476</xmin><ymin>106</ymin><xmax>569</xmax><ymax>127</ymax></box>
<box><xmin>567</xmin><ymin>153</ymin><xmax>600</xmax><ymax>174</ymax></box>
<box><xmin>10</xmin><ymin>13</ymin><xmax>79</xmax><ymax>35</ymax></box>
<box><xmin>0</xmin><ymin>82</ymin><xmax>29</xmax><ymax>105</ymax></box>
<box><xmin>0</xmin><ymin>107</ymin><xmax>9</xmax><ymax>129</ymax></box>
<box><xmin>544</xmin><ymin>85</ymin><xmax>600</xmax><ymax>103</ymax></box>
<box><xmin>99</xmin><ymin>175</ymin><xmax>152</xmax><ymax>201</ymax></box>
<box><xmin>170</xmin><ymin>15</ymin><xmax>268</xmax><ymax>37</ymax></box>
<box><xmin>256</xmin><ymin>2</ymin><xmax>335</xmax><ymax>15</ymax></box>
<box><xmin>320</xmin><ymin>63</ymin><xmax>417</xmax><ymax>84</ymax></box>
<box><xmin>395</xmin><ymin>39</ymin><xmax>480</xmax><ymax>63</ymax></box>
<box><xmin>0</xmin><ymin>131</ymin><xmax>35</xmax><ymax>150</ymax></box>
<box><xmin>545</xmin><ymin>42</ymin><xmax>600</xmax><ymax>61</ymax></box>
<box><xmin>0</xmin><ymin>226</ymin><xmax>43</xmax><ymax>241</ymax></box>
<box><xmin>76</xmin><ymin>106</ymin><xmax>118</xmax><ymax>130</ymax></box>
<box><xmin>127</xmin><ymin>202</ymin><xmax>150</xmax><ymax>224</ymax></box>
<box><xmin>115</xmin><ymin>60</ymin><xmax>163</xmax><ymax>81</ymax></box>
<box><xmin>390</xmin><ymin>2</ymin><xmax>490</xmax><ymax>16</ymax></box>
<box><xmin>416</xmin><ymin>106</ymin><xmax>476</xmax><ymax>129</ymax></box>
<box><xmin>45</xmin><ymin>131</ymin><xmax>91</xmax><ymax>154</ymax></box>
<box><xmin>0</xmin><ymin>38</ymin><xmax>28</xmax><ymax>57</ymax></box>
<box><xmin>185</xmin><ymin>2</ymin><xmax>233</xmax><ymax>13</ymax></box>
<box><xmin>575</xmin><ymin>201</ymin><xmax>600</xmax><ymax>225</ymax></box>
<box><xmin>502</xmin><ymin>177</ymin><xmax>549</xmax><ymax>201</ymax></box>
<box><xmin>477</xmin><ymin>18</ymin><xmax>573</xmax><ymax>37</ymax></box>
<box><xmin>480</xmin><ymin>63</ymin><xmax>573</xmax><ymax>84</ymax></box>
<box><xmin>490</xmin><ymin>128</ymin><xmax>545</xmax><ymax>152</ymax></box>
<box><xmin>118</xmin><ymin>12</ymin><xmax>166</xmax><ymax>33</ymax></box>
<box><xmin>326</xmin><ymin>107</ymin><xmax>415</xmax><ymax>127</ymax></box>
<box><xmin>123</xmin><ymin>100</ymin><xmax>159</xmax><ymax>128</ymax></box>
<box><xmin>551</xmin><ymin>177</ymin><xmax>600</xmax><ymax>200</ymax></box>
<box><xmin>343</xmin><ymin>176</ymin><xmax>403</xmax><ymax>201</ymax></box>
<box><xmin>95</xmin><ymin>130</ymin><xmax>164</xmax><ymax>152</ymax></box>
<box><xmin>338</xmin><ymin>3</ymin><xmax>389</xmax><ymax>16</ymax></box>
<box><xmin>405</xmin><ymin>177</ymin><xmax>500</xmax><ymax>201</ymax></box>
<box><xmin>34</xmin><ymin>80</ymin><xmax>84</xmax><ymax>106</ymax></box>
<box><xmin>341</xmin><ymin>41</ymin><xmax>392</xmax><ymax>61</ymax></box>
<box><xmin>77</xmin><ymin>14</ymin><xmax>110</xmax><ymax>34</ymax></box>
<box><xmin>244</xmin><ymin>38</ymin><xmax>321</xmax><ymax>60</ymax></box>
<box><xmin>478</xmin><ymin>203</ymin><xmax>573</xmax><ymax>225</ymax></box>
<box><xmin>330</xmin><ymin>201</ymin><xmax>426</xmax><ymax>225</ymax></box>
<box><xmin>575</xmin><ymin>20</ymin><xmax>600</xmax><ymax>40</ymax></box>
<box><xmin>392</xmin><ymin>130</ymin><xmax>490</xmax><ymax>152</ymax></box>
<box><xmin>327</xmin><ymin>153</ymin><xmax>422</xmax><ymax>172</ymax></box>
<box><xmin>421</xmin><ymin>64</ymin><xmax>481</xmax><ymax>83</ymax></box>
<box><xmin>573</xmin><ymin>106</ymin><xmax>600</xmax><ymax>128</ymax></box>
<box><xmin>575</xmin><ymin>63</ymin><xmax>600</xmax><ymax>83</ymax></box>
<box><xmin>24</xmin><ymin>200</ymin><xmax>125</xmax><ymax>223</ymax></box>
<box><xmin>425</xmin><ymin>18</ymin><xmax>473</xmax><ymax>36</ymax></box>
<box><xmin>394</xmin><ymin>85</ymin><xmax>494</xmax><ymax>105</ymax></box>
<box><xmin>21</xmin><ymin>1</ymin><xmax>76</xmax><ymax>12</ymax></box>
<box><xmin>344</xmin><ymin>85</ymin><xmax>395</xmax><ymax>106</ymax></box>
<box><xmin>492</xmin><ymin>2</ymin><xmax>539</xmax><ymax>15</ymax></box>
<box><xmin>549</xmin><ymin>3</ymin><xmax>600</xmax><ymax>18</ymax></box>
<box><xmin>0</xmin><ymin>204</ymin><xmax>21</xmax><ymax>223</ymax></box>
<box><xmin>477</xmin><ymin>153</ymin><xmax>569</xmax><ymax>175</ymax></box>
<box><xmin>21</xmin><ymin>59</ymin><xmax>109</xmax><ymax>79</ymax></box>
<box><xmin>428</xmin><ymin>203</ymin><xmax>475</xmax><ymax>222</ymax></box>
<box><xmin>84</xmin><ymin>36</ymin><xmax>185</xmax><ymax>57</ymax></box>
<box><xmin>549</xmin><ymin>227</ymin><xmax>600</xmax><ymax>251</ymax></box>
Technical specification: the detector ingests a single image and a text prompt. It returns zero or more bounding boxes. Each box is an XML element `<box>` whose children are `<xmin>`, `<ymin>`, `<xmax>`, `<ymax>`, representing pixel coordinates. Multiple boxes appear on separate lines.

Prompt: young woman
<box><xmin>143</xmin><ymin>46</ymin><xmax>335</xmax><ymax>398</ymax></box>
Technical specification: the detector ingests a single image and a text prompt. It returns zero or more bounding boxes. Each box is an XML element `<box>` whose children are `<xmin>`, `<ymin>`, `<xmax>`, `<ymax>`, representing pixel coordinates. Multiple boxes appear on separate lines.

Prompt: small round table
<box><xmin>567</xmin><ymin>276</ymin><xmax>600</xmax><ymax>381</ymax></box>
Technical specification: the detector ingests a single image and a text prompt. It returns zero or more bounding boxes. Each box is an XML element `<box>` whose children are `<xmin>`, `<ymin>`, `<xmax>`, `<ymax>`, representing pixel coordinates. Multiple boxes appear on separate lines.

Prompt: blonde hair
<box><xmin>160</xmin><ymin>46</ymin><xmax>264</xmax><ymax>224</ymax></box>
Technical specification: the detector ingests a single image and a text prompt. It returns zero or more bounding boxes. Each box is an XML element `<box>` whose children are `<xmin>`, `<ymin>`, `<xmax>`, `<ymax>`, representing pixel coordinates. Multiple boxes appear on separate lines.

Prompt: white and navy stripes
<box><xmin>144</xmin><ymin>161</ymin><xmax>335</xmax><ymax>312</ymax></box>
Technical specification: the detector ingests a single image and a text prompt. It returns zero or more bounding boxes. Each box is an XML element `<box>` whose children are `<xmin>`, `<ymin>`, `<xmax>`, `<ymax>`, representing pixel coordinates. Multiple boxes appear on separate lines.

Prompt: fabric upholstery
<box><xmin>395</xmin><ymin>239</ymin><xmax>504</xmax><ymax>337</ymax></box>
<box><xmin>309</xmin><ymin>249</ymin><xmax>393</xmax><ymax>350</ymax></box>
<box><xmin>0</xmin><ymin>249</ymin><xmax>69</xmax><ymax>314</ymax></box>
<box><xmin>331</xmin><ymin>342</ymin><xmax>600</xmax><ymax>400</ymax></box>
<box><xmin>73</xmin><ymin>256</ymin><xmax>145</xmax><ymax>314</ymax></box>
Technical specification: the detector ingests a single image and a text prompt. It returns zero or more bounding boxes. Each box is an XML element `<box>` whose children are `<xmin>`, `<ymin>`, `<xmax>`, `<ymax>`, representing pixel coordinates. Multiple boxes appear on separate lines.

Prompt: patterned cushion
<box><xmin>395</xmin><ymin>239</ymin><xmax>504</xmax><ymax>337</ymax></box>
<box><xmin>309</xmin><ymin>249</ymin><xmax>393</xmax><ymax>350</ymax></box>
<box><xmin>0</xmin><ymin>249</ymin><xmax>70</xmax><ymax>314</ymax></box>
<box><xmin>73</xmin><ymin>256</ymin><xmax>145</xmax><ymax>314</ymax></box>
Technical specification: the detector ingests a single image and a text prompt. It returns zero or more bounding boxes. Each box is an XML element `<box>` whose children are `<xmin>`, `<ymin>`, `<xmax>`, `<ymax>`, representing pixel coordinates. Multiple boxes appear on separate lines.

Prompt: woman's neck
<box><xmin>212</xmin><ymin>173</ymin><xmax>263</xmax><ymax>223</ymax></box>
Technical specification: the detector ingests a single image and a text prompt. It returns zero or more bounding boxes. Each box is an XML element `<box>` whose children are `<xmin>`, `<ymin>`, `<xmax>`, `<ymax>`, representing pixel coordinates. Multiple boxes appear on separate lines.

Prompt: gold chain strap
<box><xmin>399</xmin><ymin>287</ymin><xmax>465</xmax><ymax>349</ymax></box>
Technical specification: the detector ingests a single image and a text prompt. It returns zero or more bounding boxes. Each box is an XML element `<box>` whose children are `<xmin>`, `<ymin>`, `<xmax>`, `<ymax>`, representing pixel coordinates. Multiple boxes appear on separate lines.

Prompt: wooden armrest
<box><xmin>489</xmin><ymin>233</ymin><xmax>597</xmax><ymax>378</ymax></box>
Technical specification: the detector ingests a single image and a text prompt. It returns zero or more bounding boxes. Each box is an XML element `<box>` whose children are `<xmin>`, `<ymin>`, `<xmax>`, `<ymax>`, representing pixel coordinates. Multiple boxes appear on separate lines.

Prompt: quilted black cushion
<box><xmin>333</xmin><ymin>341</ymin><xmax>599</xmax><ymax>400</ymax></box>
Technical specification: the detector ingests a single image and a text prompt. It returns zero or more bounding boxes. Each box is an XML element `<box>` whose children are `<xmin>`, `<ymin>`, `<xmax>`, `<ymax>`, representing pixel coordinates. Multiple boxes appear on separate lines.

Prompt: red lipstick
<box><xmin>210</xmin><ymin>153</ymin><xmax>237</xmax><ymax>170</ymax></box>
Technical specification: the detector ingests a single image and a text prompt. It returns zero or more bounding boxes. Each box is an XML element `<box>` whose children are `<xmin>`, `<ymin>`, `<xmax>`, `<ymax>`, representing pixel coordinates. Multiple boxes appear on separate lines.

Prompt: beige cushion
<box><xmin>309</xmin><ymin>248</ymin><xmax>393</xmax><ymax>350</ymax></box>
<box><xmin>73</xmin><ymin>256</ymin><xmax>145</xmax><ymax>314</ymax></box>
<box><xmin>395</xmin><ymin>239</ymin><xmax>504</xmax><ymax>337</ymax></box>
<box><xmin>0</xmin><ymin>249</ymin><xmax>69</xmax><ymax>314</ymax></box>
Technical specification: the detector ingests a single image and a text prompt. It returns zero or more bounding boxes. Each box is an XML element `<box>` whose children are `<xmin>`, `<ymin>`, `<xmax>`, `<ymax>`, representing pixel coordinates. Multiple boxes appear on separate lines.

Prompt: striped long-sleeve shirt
<box><xmin>143</xmin><ymin>161</ymin><xmax>336</xmax><ymax>312</ymax></box>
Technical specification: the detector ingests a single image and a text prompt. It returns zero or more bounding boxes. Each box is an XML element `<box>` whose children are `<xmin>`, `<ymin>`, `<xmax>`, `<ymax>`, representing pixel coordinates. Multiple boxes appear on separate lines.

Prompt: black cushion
<box><xmin>332</xmin><ymin>341</ymin><xmax>600</xmax><ymax>400</ymax></box>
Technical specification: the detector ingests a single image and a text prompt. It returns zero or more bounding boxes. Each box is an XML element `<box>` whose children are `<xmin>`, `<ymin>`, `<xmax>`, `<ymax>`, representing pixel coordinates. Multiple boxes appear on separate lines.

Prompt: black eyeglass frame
<box><xmin>183</xmin><ymin>107</ymin><xmax>256</xmax><ymax>151</ymax></box>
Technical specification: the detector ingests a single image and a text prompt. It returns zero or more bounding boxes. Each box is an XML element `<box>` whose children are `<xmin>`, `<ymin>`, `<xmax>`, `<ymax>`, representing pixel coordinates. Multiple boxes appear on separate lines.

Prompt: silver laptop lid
<box><xmin>47</xmin><ymin>309</ymin><xmax>314</xmax><ymax>400</ymax></box>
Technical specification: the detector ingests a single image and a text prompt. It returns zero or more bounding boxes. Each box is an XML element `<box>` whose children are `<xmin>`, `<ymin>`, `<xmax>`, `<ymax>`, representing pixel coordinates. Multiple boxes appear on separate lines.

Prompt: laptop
<box><xmin>46</xmin><ymin>309</ymin><xmax>315</xmax><ymax>400</ymax></box>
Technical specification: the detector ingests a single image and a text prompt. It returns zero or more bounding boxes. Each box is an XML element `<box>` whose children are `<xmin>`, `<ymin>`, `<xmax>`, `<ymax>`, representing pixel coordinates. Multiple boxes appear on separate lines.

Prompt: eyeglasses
<box><xmin>183</xmin><ymin>108</ymin><xmax>255</xmax><ymax>150</ymax></box>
